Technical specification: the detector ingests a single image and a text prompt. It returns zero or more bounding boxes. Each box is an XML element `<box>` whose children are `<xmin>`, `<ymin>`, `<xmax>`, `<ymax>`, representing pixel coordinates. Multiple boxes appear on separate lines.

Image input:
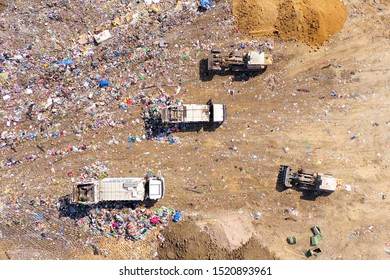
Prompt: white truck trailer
<box><xmin>161</xmin><ymin>100</ymin><xmax>226</xmax><ymax>124</ymax></box>
<box><xmin>71</xmin><ymin>173</ymin><xmax>165</xmax><ymax>204</ymax></box>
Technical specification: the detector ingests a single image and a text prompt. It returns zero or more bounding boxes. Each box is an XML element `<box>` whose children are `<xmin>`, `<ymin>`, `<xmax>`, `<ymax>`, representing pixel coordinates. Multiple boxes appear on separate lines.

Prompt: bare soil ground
<box><xmin>0</xmin><ymin>0</ymin><xmax>390</xmax><ymax>260</ymax></box>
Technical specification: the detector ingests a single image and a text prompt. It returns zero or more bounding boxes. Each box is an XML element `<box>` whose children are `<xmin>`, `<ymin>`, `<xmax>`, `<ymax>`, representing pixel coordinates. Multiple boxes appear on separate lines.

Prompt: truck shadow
<box><xmin>199</xmin><ymin>58</ymin><xmax>267</xmax><ymax>82</ymax></box>
<box><xmin>299</xmin><ymin>191</ymin><xmax>322</xmax><ymax>201</ymax></box>
<box><xmin>145</xmin><ymin>121</ymin><xmax>223</xmax><ymax>139</ymax></box>
<box><xmin>179</xmin><ymin>122</ymin><xmax>223</xmax><ymax>133</ymax></box>
<box><xmin>57</xmin><ymin>195</ymin><xmax>157</xmax><ymax>220</ymax></box>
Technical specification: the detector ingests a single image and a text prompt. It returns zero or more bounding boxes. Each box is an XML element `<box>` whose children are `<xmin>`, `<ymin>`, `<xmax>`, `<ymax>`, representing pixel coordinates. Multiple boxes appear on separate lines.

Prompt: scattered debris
<box><xmin>251</xmin><ymin>212</ymin><xmax>262</xmax><ymax>220</ymax></box>
<box><xmin>287</xmin><ymin>236</ymin><xmax>296</xmax><ymax>245</ymax></box>
<box><xmin>344</xmin><ymin>184</ymin><xmax>352</xmax><ymax>191</ymax></box>
<box><xmin>94</xmin><ymin>30</ymin><xmax>112</xmax><ymax>44</ymax></box>
<box><xmin>305</xmin><ymin>247</ymin><xmax>322</xmax><ymax>258</ymax></box>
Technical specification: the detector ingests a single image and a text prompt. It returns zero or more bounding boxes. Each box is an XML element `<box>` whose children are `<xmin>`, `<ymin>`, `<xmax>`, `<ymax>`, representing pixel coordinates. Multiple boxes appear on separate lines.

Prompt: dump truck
<box><xmin>71</xmin><ymin>172</ymin><xmax>165</xmax><ymax>204</ymax></box>
<box><xmin>207</xmin><ymin>48</ymin><xmax>273</xmax><ymax>72</ymax></box>
<box><xmin>278</xmin><ymin>165</ymin><xmax>339</xmax><ymax>193</ymax></box>
<box><xmin>161</xmin><ymin>100</ymin><xmax>226</xmax><ymax>124</ymax></box>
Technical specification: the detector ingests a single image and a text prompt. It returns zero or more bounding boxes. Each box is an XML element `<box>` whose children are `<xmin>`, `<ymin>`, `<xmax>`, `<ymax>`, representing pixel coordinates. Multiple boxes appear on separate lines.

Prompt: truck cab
<box><xmin>210</xmin><ymin>103</ymin><xmax>226</xmax><ymax>123</ymax></box>
<box><xmin>147</xmin><ymin>176</ymin><xmax>165</xmax><ymax>200</ymax></box>
<box><xmin>246</xmin><ymin>51</ymin><xmax>273</xmax><ymax>70</ymax></box>
<box><xmin>315</xmin><ymin>174</ymin><xmax>338</xmax><ymax>192</ymax></box>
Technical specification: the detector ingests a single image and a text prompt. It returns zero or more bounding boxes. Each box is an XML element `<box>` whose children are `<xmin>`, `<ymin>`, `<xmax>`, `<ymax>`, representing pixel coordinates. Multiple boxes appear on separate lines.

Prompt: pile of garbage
<box><xmin>81</xmin><ymin>161</ymin><xmax>110</xmax><ymax>180</ymax></box>
<box><xmin>72</xmin><ymin>205</ymin><xmax>177</xmax><ymax>241</ymax></box>
<box><xmin>0</xmin><ymin>191</ymin><xmax>180</xmax><ymax>250</ymax></box>
<box><xmin>142</xmin><ymin>94</ymin><xmax>185</xmax><ymax>139</ymax></box>
<box><xmin>0</xmin><ymin>193</ymin><xmax>78</xmax><ymax>252</ymax></box>
<box><xmin>0</xmin><ymin>0</ymin><xmax>226</xmax><ymax>258</ymax></box>
<box><xmin>0</xmin><ymin>0</ymin><xmax>209</xmax><ymax>151</ymax></box>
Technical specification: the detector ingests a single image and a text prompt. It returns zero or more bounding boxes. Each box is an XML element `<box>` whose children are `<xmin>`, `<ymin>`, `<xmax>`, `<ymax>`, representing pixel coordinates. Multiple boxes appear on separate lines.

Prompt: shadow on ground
<box><xmin>58</xmin><ymin>195</ymin><xmax>157</xmax><ymax>220</ymax></box>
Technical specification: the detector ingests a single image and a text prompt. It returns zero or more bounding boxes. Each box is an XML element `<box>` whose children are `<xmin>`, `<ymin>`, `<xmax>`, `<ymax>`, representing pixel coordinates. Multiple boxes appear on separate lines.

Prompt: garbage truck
<box><xmin>161</xmin><ymin>99</ymin><xmax>226</xmax><ymax>124</ymax></box>
<box><xmin>207</xmin><ymin>48</ymin><xmax>273</xmax><ymax>73</ymax></box>
<box><xmin>71</xmin><ymin>172</ymin><xmax>165</xmax><ymax>204</ymax></box>
<box><xmin>278</xmin><ymin>165</ymin><xmax>339</xmax><ymax>194</ymax></box>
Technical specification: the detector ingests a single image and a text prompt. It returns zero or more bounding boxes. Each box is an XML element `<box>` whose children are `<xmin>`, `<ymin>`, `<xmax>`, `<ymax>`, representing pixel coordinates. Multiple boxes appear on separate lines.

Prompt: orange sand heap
<box><xmin>232</xmin><ymin>0</ymin><xmax>347</xmax><ymax>45</ymax></box>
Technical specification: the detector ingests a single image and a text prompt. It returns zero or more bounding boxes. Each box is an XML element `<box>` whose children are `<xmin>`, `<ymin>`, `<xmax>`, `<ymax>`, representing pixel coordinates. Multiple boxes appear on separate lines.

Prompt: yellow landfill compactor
<box><xmin>208</xmin><ymin>49</ymin><xmax>273</xmax><ymax>72</ymax></box>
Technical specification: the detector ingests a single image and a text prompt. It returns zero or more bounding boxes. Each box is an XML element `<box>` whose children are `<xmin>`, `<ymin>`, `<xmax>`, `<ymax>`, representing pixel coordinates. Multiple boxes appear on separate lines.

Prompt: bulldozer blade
<box><xmin>278</xmin><ymin>165</ymin><xmax>292</xmax><ymax>188</ymax></box>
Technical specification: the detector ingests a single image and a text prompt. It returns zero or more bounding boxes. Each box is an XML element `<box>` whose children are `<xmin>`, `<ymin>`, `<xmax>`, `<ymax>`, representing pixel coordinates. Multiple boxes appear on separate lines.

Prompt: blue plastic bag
<box><xmin>200</xmin><ymin>0</ymin><xmax>212</xmax><ymax>9</ymax></box>
<box><xmin>100</xmin><ymin>80</ymin><xmax>109</xmax><ymax>87</ymax></box>
<box><xmin>59</xmin><ymin>59</ymin><xmax>74</xmax><ymax>65</ymax></box>
<box><xmin>173</xmin><ymin>211</ymin><xmax>181</xmax><ymax>222</ymax></box>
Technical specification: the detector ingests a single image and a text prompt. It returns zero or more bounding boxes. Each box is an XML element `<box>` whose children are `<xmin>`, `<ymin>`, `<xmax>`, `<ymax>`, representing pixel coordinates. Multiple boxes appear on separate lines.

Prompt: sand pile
<box><xmin>232</xmin><ymin>0</ymin><xmax>347</xmax><ymax>45</ymax></box>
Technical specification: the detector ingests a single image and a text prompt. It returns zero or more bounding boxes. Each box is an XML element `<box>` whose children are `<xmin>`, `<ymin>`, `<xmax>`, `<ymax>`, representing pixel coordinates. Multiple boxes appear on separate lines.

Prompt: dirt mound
<box><xmin>232</xmin><ymin>0</ymin><xmax>347</xmax><ymax>45</ymax></box>
<box><xmin>0</xmin><ymin>0</ymin><xmax>8</xmax><ymax>13</ymax></box>
<box><xmin>158</xmin><ymin>220</ymin><xmax>276</xmax><ymax>260</ymax></box>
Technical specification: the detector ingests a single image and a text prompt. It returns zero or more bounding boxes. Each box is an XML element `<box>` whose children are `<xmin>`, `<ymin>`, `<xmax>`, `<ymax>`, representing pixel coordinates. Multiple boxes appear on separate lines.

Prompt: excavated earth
<box><xmin>232</xmin><ymin>0</ymin><xmax>347</xmax><ymax>45</ymax></box>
